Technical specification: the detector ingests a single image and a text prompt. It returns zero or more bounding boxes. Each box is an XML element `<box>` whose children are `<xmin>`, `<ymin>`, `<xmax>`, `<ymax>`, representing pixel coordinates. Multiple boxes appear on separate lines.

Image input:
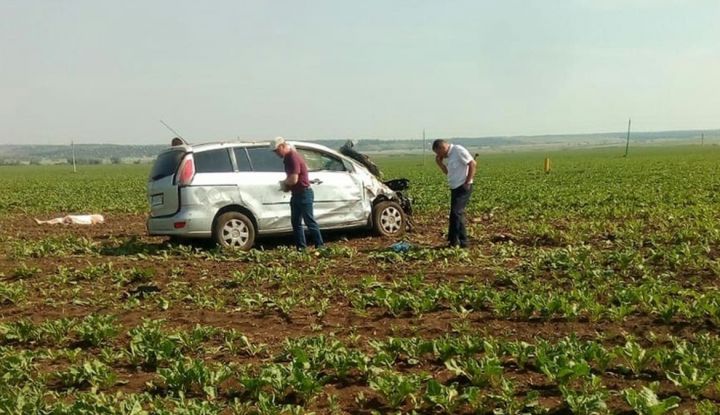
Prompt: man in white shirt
<box><xmin>432</xmin><ymin>139</ymin><xmax>477</xmax><ymax>248</ymax></box>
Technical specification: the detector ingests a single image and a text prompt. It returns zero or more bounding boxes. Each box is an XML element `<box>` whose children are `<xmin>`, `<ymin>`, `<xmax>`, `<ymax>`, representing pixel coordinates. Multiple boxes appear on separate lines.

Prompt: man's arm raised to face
<box><xmin>435</xmin><ymin>154</ymin><xmax>448</xmax><ymax>175</ymax></box>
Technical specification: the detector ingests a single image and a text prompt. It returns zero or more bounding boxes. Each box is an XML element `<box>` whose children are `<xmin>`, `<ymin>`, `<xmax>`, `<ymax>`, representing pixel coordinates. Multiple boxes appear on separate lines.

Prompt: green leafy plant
<box><xmin>535</xmin><ymin>343</ymin><xmax>591</xmax><ymax>386</ymax></box>
<box><xmin>425</xmin><ymin>380</ymin><xmax>461</xmax><ymax>414</ymax></box>
<box><xmin>559</xmin><ymin>376</ymin><xmax>608</xmax><ymax>415</ymax></box>
<box><xmin>125</xmin><ymin>319</ymin><xmax>182</xmax><ymax>370</ymax></box>
<box><xmin>368</xmin><ymin>370</ymin><xmax>425</xmax><ymax>410</ymax></box>
<box><xmin>618</xmin><ymin>339</ymin><xmax>653</xmax><ymax>376</ymax></box>
<box><xmin>0</xmin><ymin>349</ymin><xmax>37</xmax><ymax>386</ymax></box>
<box><xmin>75</xmin><ymin>314</ymin><xmax>120</xmax><ymax>347</ymax></box>
<box><xmin>0</xmin><ymin>320</ymin><xmax>40</xmax><ymax>345</ymax></box>
<box><xmin>56</xmin><ymin>359</ymin><xmax>117</xmax><ymax>389</ymax></box>
<box><xmin>38</xmin><ymin>317</ymin><xmax>76</xmax><ymax>344</ymax></box>
<box><xmin>445</xmin><ymin>355</ymin><xmax>503</xmax><ymax>388</ymax></box>
<box><xmin>667</xmin><ymin>362</ymin><xmax>715</xmax><ymax>399</ymax></box>
<box><xmin>622</xmin><ymin>384</ymin><xmax>681</xmax><ymax>415</ymax></box>
<box><xmin>696</xmin><ymin>399</ymin><xmax>720</xmax><ymax>415</ymax></box>
<box><xmin>12</xmin><ymin>263</ymin><xmax>41</xmax><ymax>279</ymax></box>
<box><xmin>503</xmin><ymin>340</ymin><xmax>535</xmax><ymax>370</ymax></box>
<box><xmin>156</xmin><ymin>358</ymin><xmax>232</xmax><ymax>399</ymax></box>
<box><xmin>491</xmin><ymin>378</ymin><xmax>540</xmax><ymax>415</ymax></box>
<box><xmin>0</xmin><ymin>281</ymin><xmax>26</xmax><ymax>306</ymax></box>
<box><xmin>284</xmin><ymin>360</ymin><xmax>324</xmax><ymax>404</ymax></box>
<box><xmin>174</xmin><ymin>324</ymin><xmax>219</xmax><ymax>352</ymax></box>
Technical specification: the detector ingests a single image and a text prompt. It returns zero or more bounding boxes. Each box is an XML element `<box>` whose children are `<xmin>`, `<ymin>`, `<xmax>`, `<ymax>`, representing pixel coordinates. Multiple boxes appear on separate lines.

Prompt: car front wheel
<box><xmin>214</xmin><ymin>212</ymin><xmax>256</xmax><ymax>250</ymax></box>
<box><xmin>373</xmin><ymin>201</ymin><xmax>406</xmax><ymax>237</ymax></box>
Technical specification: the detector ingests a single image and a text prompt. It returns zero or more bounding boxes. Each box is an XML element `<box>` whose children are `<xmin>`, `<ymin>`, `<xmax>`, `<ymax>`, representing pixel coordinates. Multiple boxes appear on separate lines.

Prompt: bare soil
<box><xmin>0</xmin><ymin>213</ymin><xmax>715</xmax><ymax>413</ymax></box>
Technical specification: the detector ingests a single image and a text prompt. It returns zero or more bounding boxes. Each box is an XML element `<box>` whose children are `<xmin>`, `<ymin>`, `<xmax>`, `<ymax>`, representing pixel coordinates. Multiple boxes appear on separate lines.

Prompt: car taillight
<box><xmin>176</xmin><ymin>154</ymin><xmax>195</xmax><ymax>186</ymax></box>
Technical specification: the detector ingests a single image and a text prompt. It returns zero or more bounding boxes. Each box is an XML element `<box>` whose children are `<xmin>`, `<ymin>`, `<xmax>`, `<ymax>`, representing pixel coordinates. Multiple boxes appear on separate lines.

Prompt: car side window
<box><xmin>232</xmin><ymin>148</ymin><xmax>252</xmax><ymax>172</ymax></box>
<box><xmin>247</xmin><ymin>147</ymin><xmax>285</xmax><ymax>172</ymax></box>
<box><xmin>297</xmin><ymin>149</ymin><xmax>346</xmax><ymax>172</ymax></box>
<box><xmin>194</xmin><ymin>149</ymin><xmax>233</xmax><ymax>173</ymax></box>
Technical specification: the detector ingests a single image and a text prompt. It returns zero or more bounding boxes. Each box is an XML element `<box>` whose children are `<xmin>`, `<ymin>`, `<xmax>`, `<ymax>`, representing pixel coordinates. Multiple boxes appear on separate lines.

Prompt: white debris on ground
<box><xmin>33</xmin><ymin>214</ymin><xmax>105</xmax><ymax>225</ymax></box>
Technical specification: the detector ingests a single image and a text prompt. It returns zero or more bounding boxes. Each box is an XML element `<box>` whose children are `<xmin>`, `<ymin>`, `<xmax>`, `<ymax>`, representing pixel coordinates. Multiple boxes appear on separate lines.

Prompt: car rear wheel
<box><xmin>373</xmin><ymin>201</ymin><xmax>406</xmax><ymax>237</ymax></box>
<box><xmin>214</xmin><ymin>212</ymin><xmax>255</xmax><ymax>250</ymax></box>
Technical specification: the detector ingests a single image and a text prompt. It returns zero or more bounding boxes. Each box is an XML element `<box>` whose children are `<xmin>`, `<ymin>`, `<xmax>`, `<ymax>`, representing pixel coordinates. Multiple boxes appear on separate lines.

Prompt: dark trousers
<box><xmin>449</xmin><ymin>184</ymin><xmax>472</xmax><ymax>247</ymax></box>
<box><xmin>290</xmin><ymin>188</ymin><xmax>324</xmax><ymax>250</ymax></box>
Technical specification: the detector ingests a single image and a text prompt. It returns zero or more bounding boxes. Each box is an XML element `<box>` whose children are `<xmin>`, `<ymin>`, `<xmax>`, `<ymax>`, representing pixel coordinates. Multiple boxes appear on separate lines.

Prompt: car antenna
<box><xmin>160</xmin><ymin>120</ymin><xmax>187</xmax><ymax>143</ymax></box>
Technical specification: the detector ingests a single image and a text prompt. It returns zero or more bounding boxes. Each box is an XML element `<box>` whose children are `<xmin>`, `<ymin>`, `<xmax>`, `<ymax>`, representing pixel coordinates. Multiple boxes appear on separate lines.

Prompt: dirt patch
<box><xmin>1</xmin><ymin>212</ymin><xmax>718</xmax><ymax>413</ymax></box>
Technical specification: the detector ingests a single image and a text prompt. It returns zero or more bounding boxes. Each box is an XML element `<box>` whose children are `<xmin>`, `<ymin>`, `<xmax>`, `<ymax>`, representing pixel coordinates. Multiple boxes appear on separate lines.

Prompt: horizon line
<box><xmin>1</xmin><ymin>126</ymin><xmax>718</xmax><ymax>146</ymax></box>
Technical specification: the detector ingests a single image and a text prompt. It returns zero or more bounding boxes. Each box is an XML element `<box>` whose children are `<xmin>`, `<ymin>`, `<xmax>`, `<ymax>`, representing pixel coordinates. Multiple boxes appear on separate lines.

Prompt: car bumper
<box><xmin>146</xmin><ymin>207</ymin><xmax>212</xmax><ymax>238</ymax></box>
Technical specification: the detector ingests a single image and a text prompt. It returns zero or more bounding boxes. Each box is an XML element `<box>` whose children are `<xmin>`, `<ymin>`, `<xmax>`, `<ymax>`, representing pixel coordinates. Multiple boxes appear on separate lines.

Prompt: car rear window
<box><xmin>247</xmin><ymin>147</ymin><xmax>285</xmax><ymax>172</ymax></box>
<box><xmin>150</xmin><ymin>149</ymin><xmax>185</xmax><ymax>181</ymax></box>
<box><xmin>195</xmin><ymin>149</ymin><xmax>233</xmax><ymax>173</ymax></box>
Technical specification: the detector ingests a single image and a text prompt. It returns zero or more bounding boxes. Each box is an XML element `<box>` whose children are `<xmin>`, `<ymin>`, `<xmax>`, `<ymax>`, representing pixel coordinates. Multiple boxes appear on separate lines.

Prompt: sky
<box><xmin>1</xmin><ymin>0</ymin><xmax>719</xmax><ymax>145</ymax></box>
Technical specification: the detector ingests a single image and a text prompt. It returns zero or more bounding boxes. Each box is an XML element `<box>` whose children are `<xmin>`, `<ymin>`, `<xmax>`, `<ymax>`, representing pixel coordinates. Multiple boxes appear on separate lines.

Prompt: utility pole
<box><xmin>624</xmin><ymin>118</ymin><xmax>631</xmax><ymax>157</ymax></box>
<box><xmin>701</xmin><ymin>133</ymin><xmax>704</xmax><ymax>146</ymax></box>
<box><xmin>71</xmin><ymin>140</ymin><xmax>77</xmax><ymax>173</ymax></box>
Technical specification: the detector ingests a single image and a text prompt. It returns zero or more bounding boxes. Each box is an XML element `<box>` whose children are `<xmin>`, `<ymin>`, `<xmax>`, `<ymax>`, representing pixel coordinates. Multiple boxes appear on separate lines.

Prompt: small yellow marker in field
<box><xmin>544</xmin><ymin>157</ymin><xmax>551</xmax><ymax>173</ymax></box>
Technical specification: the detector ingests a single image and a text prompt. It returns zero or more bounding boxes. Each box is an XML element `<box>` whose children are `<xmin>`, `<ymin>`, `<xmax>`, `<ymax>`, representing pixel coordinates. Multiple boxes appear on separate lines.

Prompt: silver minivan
<box><xmin>146</xmin><ymin>141</ymin><xmax>411</xmax><ymax>249</ymax></box>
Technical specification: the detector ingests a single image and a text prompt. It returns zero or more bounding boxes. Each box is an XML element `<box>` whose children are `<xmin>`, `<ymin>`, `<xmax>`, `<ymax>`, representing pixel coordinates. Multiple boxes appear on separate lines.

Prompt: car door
<box><xmin>242</xmin><ymin>146</ymin><xmax>292</xmax><ymax>232</ymax></box>
<box><xmin>296</xmin><ymin>147</ymin><xmax>365</xmax><ymax>227</ymax></box>
<box><xmin>148</xmin><ymin>148</ymin><xmax>186</xmax><ymax>217</ymax></box>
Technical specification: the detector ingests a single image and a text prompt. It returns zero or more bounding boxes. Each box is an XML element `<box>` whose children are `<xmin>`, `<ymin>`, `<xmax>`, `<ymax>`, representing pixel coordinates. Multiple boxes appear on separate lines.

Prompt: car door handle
<box><xmin>310</xmin><ymin>179</ymin><xmax>323</xmax><ymax>185</ymax></box>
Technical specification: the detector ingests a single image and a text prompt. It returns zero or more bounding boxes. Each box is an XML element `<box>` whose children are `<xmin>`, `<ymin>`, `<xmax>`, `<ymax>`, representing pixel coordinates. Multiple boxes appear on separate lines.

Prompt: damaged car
<box><xmin>147</xmin><ymin>140</ymin><xmax>412</xmax><ymax>250</ymax></box>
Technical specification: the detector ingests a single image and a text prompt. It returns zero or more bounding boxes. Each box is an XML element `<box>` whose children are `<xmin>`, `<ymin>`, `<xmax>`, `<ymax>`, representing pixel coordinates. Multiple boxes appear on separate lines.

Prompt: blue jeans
<box><xmin>290</xmin><ymin>188</ymin><xmax>324</xmax><ymax>250</ymax></box>
<box><xmin>449</xmin><ymin>184</ymin><xmax>472</xmax><ymax>247</ymax></box>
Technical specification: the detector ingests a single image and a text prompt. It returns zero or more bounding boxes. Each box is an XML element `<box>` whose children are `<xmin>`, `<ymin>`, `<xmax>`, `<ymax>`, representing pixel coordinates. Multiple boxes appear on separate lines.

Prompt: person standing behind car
<box><xmin>271</xmin><ymin>137</ymin><xmax>324</xmax><ymax>250</ymax></box>
<box><xmin>432</xmin><ymin>139</ymin><xmax>477</xmax><ymax>248</ymax></box>
<box><xmin>171</xmin><ymin>137</ymin><xmax>187</xmax><ymax>146</ymax></box>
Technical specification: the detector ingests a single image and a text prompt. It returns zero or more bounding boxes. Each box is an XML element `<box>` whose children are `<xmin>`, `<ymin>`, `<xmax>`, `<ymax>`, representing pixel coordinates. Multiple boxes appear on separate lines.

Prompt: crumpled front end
<box><xmin>350</xmin><ymin>162</ymin><xmax>414</xmax><ymax>231</ymax></box>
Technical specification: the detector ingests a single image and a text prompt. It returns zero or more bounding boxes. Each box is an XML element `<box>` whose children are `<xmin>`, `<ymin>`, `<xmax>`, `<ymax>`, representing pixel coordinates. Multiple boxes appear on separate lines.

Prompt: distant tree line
<box><xmin>0</xmin><ymin>130</ymin><xmax>716</xmax><ymax>165</ymax></box>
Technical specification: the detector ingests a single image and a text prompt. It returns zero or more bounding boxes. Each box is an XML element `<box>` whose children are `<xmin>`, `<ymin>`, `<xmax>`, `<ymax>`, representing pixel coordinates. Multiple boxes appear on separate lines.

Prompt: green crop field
<box><xmin>1</xmin><ymin>145</ymin><xmax>719</xmax><ymax>413</ymax></box>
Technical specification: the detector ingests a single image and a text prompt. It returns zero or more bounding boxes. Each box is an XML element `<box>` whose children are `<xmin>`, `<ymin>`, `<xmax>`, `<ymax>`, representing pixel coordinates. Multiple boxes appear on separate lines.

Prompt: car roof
<box><xmin>188</xmin><ymin>140</ymin><xmax>347</xmax><ymax>159</ymax></box>
<box><xmin>157</xmin><ymin>140</ymin><xmax>369</xmax><ymax>174</ymax></box>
